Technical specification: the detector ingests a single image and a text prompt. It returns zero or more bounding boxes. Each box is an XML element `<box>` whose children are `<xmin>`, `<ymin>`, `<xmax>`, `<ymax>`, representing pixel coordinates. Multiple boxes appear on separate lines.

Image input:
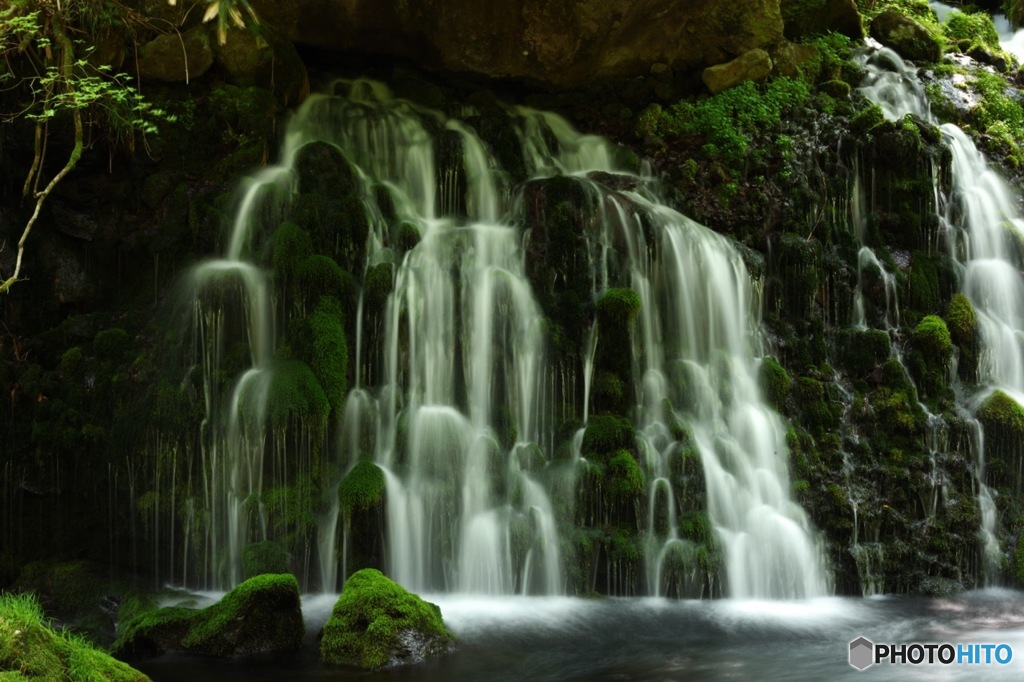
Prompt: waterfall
<box><xmin>857</xmin><ymin>44</ymin><xmax>1024</xmax><ymax>582</ymax></box>
<box><xmin>166</xmin><ymin>77</ymin><xmax>827</xmax><ymax>598</ymax></box>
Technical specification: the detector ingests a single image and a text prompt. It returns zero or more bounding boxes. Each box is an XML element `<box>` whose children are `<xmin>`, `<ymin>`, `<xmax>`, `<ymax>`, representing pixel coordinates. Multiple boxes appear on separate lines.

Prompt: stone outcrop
<box><xmin>703</xmin><ymin>49</ymin><xmax>774</xmax><ymax>94</ymax></box>
<box><xmin>781</xmin><ymin>0</ymin><xmax>864</xmax><ymax>40</ymax></box>
<box><xmin>869</xmin><ymin>10</ymin><xmax>943</xmax><ymax>64</ymax></box>
<box><xmin>249</xmin><ymin>0</ymin><xmax>785</xmax><ymax>88</ymax></box>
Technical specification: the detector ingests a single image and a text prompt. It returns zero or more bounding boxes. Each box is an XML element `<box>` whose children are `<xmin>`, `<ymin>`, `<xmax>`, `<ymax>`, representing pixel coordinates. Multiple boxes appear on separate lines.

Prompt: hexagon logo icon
<box><xmin>850</xmin><ymin>636</ymin><xmax>875</xmax><ymax>671</ymax></box>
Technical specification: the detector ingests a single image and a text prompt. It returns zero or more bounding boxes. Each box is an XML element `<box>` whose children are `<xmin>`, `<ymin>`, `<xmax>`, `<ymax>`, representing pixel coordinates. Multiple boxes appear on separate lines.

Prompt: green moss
<box><xmin>320</xmin><ymin>569</ymin><xmax>454</xmax><ymax>669</ymax></box>
<box><xmin>636</xmin><ymin>77</ymin><xmax>811</xmax><ymax>171</ymax></box>
<box><xmin>14</xmin><ymin>560</ymin><xmax>109</xmax><ymax>621</ymax></box>
<box><xmin>835</xmin><ymin>328</ymin><xmax>890</xmax><ymax>378</ymax></box>
<box><xmin>339</xmin><ymin>461</ymin><xmax>385</xmax><ymax>515</ymax></box>
<box><xmin>307</xmin><ymin>296</ymin><xmax>348</xmax><ymax>412</ymax></box>
<box><xmin>943</xmin><ymin>10</ymin><xmax>1001</xmax><ymax>53</ymax></box>
<box><xmin>243</xmin><ymin>541</ymin><xmax>291</xmax><ymax>579</ymax></box>
<box><xmin>913</xmin><ymin>315</ymin><xmax>951</xmax><ymax>357</ymax></box>
<box><xmin>115</xmin><ymin>574</ymin><xmax>303</xmax><ymax>659</ymax></box>
<box><xmin>851</xmin><ymin>102</ymin><xmax>885</xmax><ymax>135</ymax></box>
<box><xmin>1015</xmin><ymin>528</ymin><xmax>1024</xmax><ymax>585</ymax></box>
<box><xmin>977</xmin><ymin>390</ymin><xmax>1024</xmax><ymax>440</ymax></box>
<box><xmin>298</xmin><ymin>254</ymin><xmax>351</xmax><ymax>305</ymax></box>
<box><xmin>59</xmin><ymin>346</ymin><xmax>84</xmax><ymax>377</ymax></box>
<box><xmin>267</xmin><ymin>358</ymin><xmax>330</xmax><ymax>430</ymax></box>
<box><xmin>758</xmin><ymin>356</ymin><xmax>791</xmax><ymax>411</ymax></box>
<box><xmin>606</xmin><ymin>450</ymin><xmax>644</xmax><ymax>500</ymax></box>
<box><xmin>272</xmin><ymin>222</ymin><xmax>312</xmax><ymax>281</ymax></box>
<box><xmin>595</xmin><ymin>288</ymin><xmax>641</xmax><ymax>326</ymax></box>
<box><xmin>363</xmin><ymin>262</ymin><xmax>394</xmax><ymax>315</ymax></box>
<box><xmin>1</xmin><ymin>593</ymin><xmax>149</xmax><ymax>681</ymax></box>
<box><xmin>946</xmin><ymin>293</ymin><xmax>976</xmax><ymax>344</ymax></box>
<box><xmin>908</xmin><ymin>253</ymin><xmax>940</xmax><ymax>315</ymax></box>
<box><xmin>909</xmin><ymin>315</ymin><xmax>952</xmax><ymax>402</ymax></box>
<box><xmin>93</xmin><ymin>327</ymin><xmax>131</xmax><ymax>362</ymax></box>
<box><xmin>181</xmin><ymin>574</ymin><xmax>303</xmax><ymax>655</ymax></box>
<box><xmin>792</xmin><ymin>376</ymin><xmax>841</xmax><ymax>438</ymax></box>
<box><xmin>581</xmin><ymin>415</ymin><xmax>635</xmax><ymax>461</ymax></box>
<box><xmin>396</xmin><ymin>221</ymin><xmax>421</xmax><ymax>253</ymax></box>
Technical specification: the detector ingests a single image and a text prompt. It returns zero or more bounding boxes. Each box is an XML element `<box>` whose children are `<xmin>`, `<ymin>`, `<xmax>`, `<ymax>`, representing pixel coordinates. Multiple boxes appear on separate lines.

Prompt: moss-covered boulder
<box><xmin>113</xmin><ymin>574</ymin><xmax>304</xmax><ymax>660</ymax></box>
<box><xmin>702</xmin><ymin>49</ymin><xmax>773</xmax><ymax>94</ymax></box>
<box><xmin>869</xmin><ymin>10</ymin><xmax>943</xmax><ymax>64</ymax></box>
<box><xmin>946</xmin><ymin>293</ymin><xmax>977</xmax><ymax>382</ymax></box>
<box><xmin>1</xmin><ymin>593</ymin><xmax>149</xmax><ymax>681</ymax></box>
<box><xmin>320</xmin><ymin>569</ymin><xmax>454</xmax><ymax>669</ymax></box>
<box><xmin>758</xmin><ymin>356</ymin><xmax>791</xmax><ymax>411</ymax></box>
<box><xmin>780</xmin><ymin>0</ymin><xmax>863</xmax><ymax>41</ymax></box>
<box><xmin>339</xmin><ymin>460</ymin><xmax>386</xmax><ymax>515</ymax></box>
<box><xmin>909</xmin><ymin>315</ymin><xmax>952</xmax><ymax>401</ymax></box>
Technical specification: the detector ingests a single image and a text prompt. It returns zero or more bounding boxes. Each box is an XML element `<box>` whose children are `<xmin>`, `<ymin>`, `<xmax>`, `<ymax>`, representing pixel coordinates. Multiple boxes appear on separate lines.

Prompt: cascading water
<box><xmin>165</xmin><ymin>76</ymin><xmax>827</xmax><ymax>598</ymax></box>
<box><xmin>857</xmin><ymin>43</ymin><xmax>1024</xmax><ymax>582</ymax></box>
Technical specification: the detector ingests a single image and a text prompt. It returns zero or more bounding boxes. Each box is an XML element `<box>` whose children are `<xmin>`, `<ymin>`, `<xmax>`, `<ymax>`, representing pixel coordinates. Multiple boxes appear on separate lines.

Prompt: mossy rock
<box><xmin>946</xmin><ymin>293</ymin><xmax>978</xmax><ymax>382</ymax></box>
<box><xmin>339</xmin><ymin>460</ymin><xmax>385</xmax><ymax>515</ymax></box>
<box><xmin>272</xmin><ymin>222</ymin><xmax>312</xmax><ymax>281</ymax></box>
<box><xmin>581</xmin><ymin>415</ymin><xmax>636</xmax><ymax>461</ymax></box>
<box><xmin>13</xmin><ymin>560</ymin><xmax>113</xmax><ymax>623</ymax></box>
<box><xmin>834</xmin><ymin>328</ymin><xmax>890</xmax><ymax>378</ymax></box>
<box><xmin>606</xmin><ymin>450</ymin><xmax>644</xmax><ymax>500</ymax></box>
<box><xmin>0</xmin><ymin>593</ymin><xmax>149</xmax><ymax>681</ymax></box>
<box><xmin>113</xmin><ymin>574</ymin><xmax>304</xmax><ymax>660</ymax></box>
<box><xmin>976</xmin><ymin>390</ymin><xmax>1024</xmax><ymax>450</ymax></box>
<box><xmin>320</xmin><ymin>569</ymin><xmax>454</xmax><ymax>669</ymax></box>
<box><xmin>293</xmin><ymin>141</ymin><xmax>358</xmax><ymax>198</ymax></box>
<box><xmin>363</xmin><ymin>262</ymin><xmax>394</xmax><ymax>315</ymax></box>
<box><xmin>243</xmin><ymin>541</ymin><xmax>291</xmax><ymax>579</ymax></box>
<box><xmin>912</xmin><ymin>315</ymin><xmax>951</xmax><ymax>357</ymax></box>
<box><xmin>909</xmin><ymin>315</ymin><xmax>952</xmax><ymax>402</ymax></box>
<box><xmin>869</xmin><ymin>10</ymin><xmax>943</xmax><ymax>64</ymax></box>
<box><xmin>758</xmin><ymin>356</ymin><xmax>791</xmax><ymax>411</ymax></box>
<box><xmin>306</xmin><ymin>296</ymin><xmax>349</xmax><ymax>412</ymax></box>
<box><xmin>267</xmin><ymin>358</ymin><xmax>330</xmax><ymax>430</ymax></box>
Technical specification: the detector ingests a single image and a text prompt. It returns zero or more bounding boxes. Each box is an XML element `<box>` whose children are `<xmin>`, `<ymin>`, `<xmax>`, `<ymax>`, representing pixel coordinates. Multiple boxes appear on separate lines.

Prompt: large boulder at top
<box><xmin>702</xmin><ymin>49</ymin><xmax>774</xmax><ymax>94</ymax></box>
<box><xmin>137</xmin><ymin>25</ymin><xmax>214</xmax><ymax>82</ymax></box>
<box><xmin>249</xmin><ymin>0</ymin><xmax>784</xmax><ymax>88</ymax></box>
<box><xmin>870</xmin><ymin>10</ymin><xmax>943</xmax><ymax>64</ymax></box>
<box><xmin>781</xmin><ymin>0</ymin><xmax>864</xmax><ymax>40</ymax></box>
<box><xmin>320</xmin><ymin>569</ymin><xmax>455</xmax><ymax>669</ymax></box>
<box><xmin>112</xmin><ymin>574</ymin><xmax>304</xmax><ymax>659</ymax></box>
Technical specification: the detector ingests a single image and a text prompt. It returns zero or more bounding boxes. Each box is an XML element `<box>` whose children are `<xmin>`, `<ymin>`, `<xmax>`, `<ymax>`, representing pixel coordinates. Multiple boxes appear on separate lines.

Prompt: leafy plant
<box><xmin>0</xmin><ymin>1</ymin><xmax>173</xmax><ymax>294</ymax></box>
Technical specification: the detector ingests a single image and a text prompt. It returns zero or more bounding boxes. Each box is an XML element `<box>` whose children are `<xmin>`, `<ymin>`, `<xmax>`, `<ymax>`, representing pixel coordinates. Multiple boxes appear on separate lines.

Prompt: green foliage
<box><xmin>267</xmin><ymin>358</ymin><xmax>330</xmax><ymax>430</ymax></box>
<box><xmin>339</xmin><ymin>461</ymin><xmax>385</xmax><ymax>515</ymax></box>
<box><xmin>114</xmin><ymin>574</ymin><xmax>303</xmax><ymax>659</ymax></box>
<box><xmin>272</xmin><ymin>222</ymin><xmax>312</xmax><ymax>280</ymax></box>
<box><xmin>298</xmin><ymin>255</ymin><xmax>351</xmax><ymax>305</ymax></box>
<box><xmin>606</xmin><ymin>450</ymin><xmax>644</xmax><ymax>500</ymax></box>
<box><xmin>637</xmin><ymin>77</ymin><xmax>811</xmax><ymax>169</ymax></box>
<box><xmin>913</xmin><ymin>315</ymin><xmax>951</xmax><ymax>357</ymax></box>
<box><xmin>242</xmin><ymin>541</ymin><xmax>291</xmax><ymax>579</ymax></box>
<box><xmin>363</xmin><ymin>262</ymin><xmax>394</xmax><ymax>314</ymax></box>
<box><xmin>94</xmin><ymin>327</ymin><xmax>130</xmax><ymax>361</ymax></box>
<box><xmin>946</xmin><ymin>293</ymin><xmax>976</xmax><ymax>349</ymax></box>
<box><xmin>320</xmin><ymin>569</ymin><xmax>454</xmax><ymax>669</ymax></box>
<box><xmin>595</xmin><ymin>288</ymin><xmax>641</xmax><ymax>325</ymax></box>
<box><xmin>943</xmin><ymin>10</ymin><xmax>1000</xmax><ymax>53</ymax></box>
<box><xmin>581</xmin><ymin>415</ymin><xmax>635</xmax><ymax>461</ymax></box>
<box><xmin>181</xmin><ymin>574</ymin><xmax>302</xmax><ymax>654</ymax></box>
<box><xmin>307</xmin><ymin>296</ymin><xmax>348</xmax><ymax>412</ymax></box>
<box><xmin>0</xmin><ymin>593</ymin><xmax>148</xmax><ymax>681</ymax></box>
<box><xmin>976</xmin><ymin>390</ymin><xmax>1024</xmax><ymax>440</ymax></box>
<box><xmin>758</xmin><ymin>356</ymin><xmax>791</xmax><ymax>411</ymax></box>
<box><xmin>969</xmin><ymin>70</ymin><xmax>1024</xmax><ymax>166</ymax></box>
<box><xmin>851</xmin><ymin>102</ymin><xmax>885</xmax><ymax>135</ymax></box>
<box><xmin>1015</xmin><ymin>528</ymin><xmax>1024</xmax><ymax>585</ymax></box>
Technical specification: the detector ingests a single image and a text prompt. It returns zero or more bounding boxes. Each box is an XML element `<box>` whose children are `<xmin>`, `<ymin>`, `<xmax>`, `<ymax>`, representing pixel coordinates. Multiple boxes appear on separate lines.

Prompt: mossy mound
<box><xmin>976</xmin><ymin>390</ymin><xmax>1024</xmax><ymax>447</ymax></box>
<box><xmin>946</xmin><ymin>293</ymin><xmax>978</xmax><ymax>382</ymax></box>
<box><xmin>320</xmin><ymin>569</ymin><xmax>454</xmax><ymax>670</ymax></box>
<box><xmin>243</xmin><ymin>541</ymin><xmax>291</xmax><ymax>579</ymax></box>
<box><xmin>267</xmin><ymin>358</ymin><xmax>331</xmax><ymax>430</ymax></box>
<box><xmin>113</xmin><ymin>574</ymin><xmax>304</xmax><ymax>660</ymax></box>
<box><xmin>581</xmin><ymin>415</ymin><xmax>636</xmax><ymax>461</ymax></box>
<box><xmin>339</xmin><ymin>460</ymin><xmax>386</xmax><ymax>515</ymax></box>
<box><xmin>0</xmin><ymin>593</ymin><xmax>149</xmax><ymax>681</ymax></box>
<box><xmin>758</xmin><ymin>356</ymin><xmax>791</xmax><ymax>410</ymax></box>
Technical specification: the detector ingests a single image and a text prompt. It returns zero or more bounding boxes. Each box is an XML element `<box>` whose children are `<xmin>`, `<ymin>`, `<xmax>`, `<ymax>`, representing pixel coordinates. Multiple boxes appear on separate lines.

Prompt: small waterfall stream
<box><xmin>857</xmin><ymin>43</ymin><xmax>1024</xmax><ymax>582</ymax></box>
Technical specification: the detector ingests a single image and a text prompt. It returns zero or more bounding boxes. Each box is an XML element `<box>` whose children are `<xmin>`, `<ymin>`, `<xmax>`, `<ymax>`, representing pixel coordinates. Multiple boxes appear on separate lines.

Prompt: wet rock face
<box><xmin>250</xmin><ymin>0</ymin><xmax>785</xmax><ymax>88</ymax></box>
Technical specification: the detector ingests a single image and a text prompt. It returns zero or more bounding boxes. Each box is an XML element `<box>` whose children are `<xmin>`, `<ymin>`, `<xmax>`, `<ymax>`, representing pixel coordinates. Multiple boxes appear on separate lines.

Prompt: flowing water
<box><xmin>136</xmin><ymin>589</ymin><xmax>1024</xmax><ymax>681</ymax></box>
<box><xmin>857</xmin><ymin>44</ymin><xmax>1024</xmax><ymax>582</ymax></box>
<box><xmin>164</xmin><ymin>78</ymin><xmax>827</xmax><ymax>598</ymax></box>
